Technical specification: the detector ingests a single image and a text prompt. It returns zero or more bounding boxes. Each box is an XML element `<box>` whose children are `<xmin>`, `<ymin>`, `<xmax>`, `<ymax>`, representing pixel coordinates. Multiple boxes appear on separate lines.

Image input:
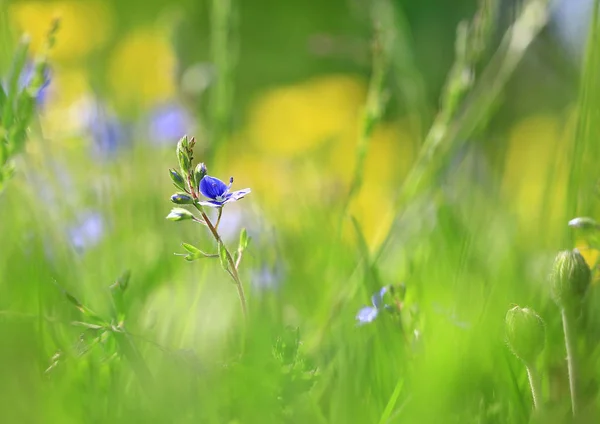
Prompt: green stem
<box><xmin>209</xmin><ymin>0</ymin><xmax>236</xmax><ymax>158</ymax></box>
<box><xmin>344</xmin><ymin>10</ymin><xmax>387</xmax><ymax>213</ymax></box>
<box><xmin>525</xmin><ymin>364</ymin><xmax>543</xmax><ymax>411</ymax></box>
<box><xmin>561</xmin><ymin>307</ymin><xmax>580</xmax><ymax>417</ymax></box>
<box><xmin>215</xmin><ymin>207</ymin><xmax>223</xmax><ymax>230</ymax></box>
<box><xmin>193</xmin><ymin>204</ymin><xmax>247</xmax><ymax>320</ymax></box>
<box><xmin>373</xmin><ymin>0</ymin><xmax>549</xmax><ymax>261</ymax></box>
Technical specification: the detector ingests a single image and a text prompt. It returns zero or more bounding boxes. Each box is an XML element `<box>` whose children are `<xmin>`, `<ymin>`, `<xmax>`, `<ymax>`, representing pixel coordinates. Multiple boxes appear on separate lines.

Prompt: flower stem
<box><xmin>561</xmin><ymin>307</ymin><xmax>580</xmax><ymax>417</ymax></box>
<box><xmin>215</xmin><ymin>207</ymin><xmax>223</xmax><ymax>230</ymax></box>
<box><xmin>193</xmin><ymin>203</ymin><xmax>247</xmax><ymax>320</ymax></box>
<box><xmin>525</xmin><ymin>364</ymin><xmax>543</xmax><ymax>411</ymax></box>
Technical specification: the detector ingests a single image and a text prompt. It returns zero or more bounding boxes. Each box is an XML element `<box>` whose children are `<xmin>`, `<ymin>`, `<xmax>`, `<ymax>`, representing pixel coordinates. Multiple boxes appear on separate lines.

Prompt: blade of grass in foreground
<box><xmin>567</xmin><ymin>0</ymin><xmax>600</xmax><ymax>225</ymax></box>
<box><xmin>375</xmin><ymin>0</ymin><xmax>550</xmax><ymax>260</ymax></box>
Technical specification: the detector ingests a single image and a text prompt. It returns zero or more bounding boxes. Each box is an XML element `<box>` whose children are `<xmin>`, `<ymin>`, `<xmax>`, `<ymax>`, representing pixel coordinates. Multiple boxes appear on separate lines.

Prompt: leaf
<box><xmin>179</xmin><ymin>243</ymin><xmax>218</xmax><ymax>261</ymax></box>
<box><xmin>218</xmin><ymin>241</ymin><xmax>229</xmax><ymax>272</ymax></box>
<box><xmin>109</xmin><ymin>269</ymin><xmax>131</xmax><ymax>293</ymax></box>
<box><xmin>182</xmin><ymin>243</ymin><xmax>201</xmax><ymax>254</ymax></box>
<box><xmin>71</xmin><ymin>321</ymin><xmax>105</xmax><ymax>330</ymax></box>
<box><xmin>238</xmin><ymin>228</ymin><xmax>250</xmax><ymax>251</ymax></box>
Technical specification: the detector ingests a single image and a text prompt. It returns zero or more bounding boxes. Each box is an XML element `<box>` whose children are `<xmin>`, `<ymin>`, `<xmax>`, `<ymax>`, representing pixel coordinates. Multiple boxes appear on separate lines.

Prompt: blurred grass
<box><xmin>1</xmin><ymin>0</ymin><xmax>600</xmax><ymax>423</ymax></box>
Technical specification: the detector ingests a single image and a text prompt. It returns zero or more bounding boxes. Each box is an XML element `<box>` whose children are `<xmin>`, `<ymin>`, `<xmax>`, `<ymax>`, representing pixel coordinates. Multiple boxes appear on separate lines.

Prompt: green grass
<box><xmin>1</xmin><ymin>0</ymin><xmax>600</xmax><ymax>423</ymax></box>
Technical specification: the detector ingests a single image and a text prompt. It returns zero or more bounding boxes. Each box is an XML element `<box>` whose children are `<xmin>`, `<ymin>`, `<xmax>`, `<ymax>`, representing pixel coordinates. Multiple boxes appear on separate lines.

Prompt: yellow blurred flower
<box><xmin>246</xmin><ymin>74</ymin><xmax>367</xmax><ymax>156</ymax></box>
<box><xmin>108</xmin><ymin>27</ymin><xmax>176</xmax><ymax>110</ymax></box>
<box><xmin>327</xmin><ymin>120</ymin><xmax>415</xmax><ymax>187</ymax></box>
<box><xmin>502</xmin><ymin>114</ymin><xmax>571</xmax><ymax>245</ymax></box>
<box><xmin>10</xmin><ymin>0</ymin><xmax>113</xmax><ymax>61</ymax></box>
<box><xmin>226</xmin><ymin>74</ymin><xmax>418</xmax><ymax>249</ymax></box>
<box><xmin>346</xmin><ymin>183</ymin><xmax>396</xmax><ymax>251</ymax></box>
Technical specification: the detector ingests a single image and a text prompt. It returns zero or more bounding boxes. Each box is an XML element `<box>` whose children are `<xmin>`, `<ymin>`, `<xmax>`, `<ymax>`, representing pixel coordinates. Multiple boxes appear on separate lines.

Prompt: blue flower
<box><xmin>198</xmin><ymin>175</ymin><xmax>251</xmax><ymax>208</ymax></box>
<box><xmin>250</xmin><ymin>264</ymin><xmax>284</xmax><ymax>293</ymax></box>
<box><xmin>1</xmin><ymin>59</ymin><xmax>51</xmax><ymax>106</ymax></box>
<box><xmin>19</xmin><ymin>61</ymin><xmax>51</xmax><ymax>105</ymax></box>
<box><xmin>67</xmin><ymin>211</ymin><xmax>105</xmax><ymax>253</ymax></box>
<box><xmin>356</xmin><ymin>286</ymin><xmax>389</xmax><ymax>325</ymax></box>
<box><xmin>85</xmin><ymin>101</ymin><xmax>130</xmax><ymax>158</ymax></box>
<box><xmin>146</xmin><ymin>102</ymin><xmax>195</xmax><ymax>147</ymax></box>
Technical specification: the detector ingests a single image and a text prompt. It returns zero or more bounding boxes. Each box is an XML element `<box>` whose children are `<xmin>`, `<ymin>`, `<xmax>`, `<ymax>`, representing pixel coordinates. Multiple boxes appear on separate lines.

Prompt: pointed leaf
<box><xmin>218</xmin><ymin>242</ymin><xmax>229</xmax><ymax>272</ymax></box>
<box><xmin>238</xmin><ymin>228</ymin><xmax>250</xmax><ymax>251</ymax></box>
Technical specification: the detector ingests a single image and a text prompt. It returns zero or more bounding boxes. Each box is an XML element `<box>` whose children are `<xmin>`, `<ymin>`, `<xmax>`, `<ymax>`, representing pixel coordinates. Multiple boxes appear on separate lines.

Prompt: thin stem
<box><xmin>561</xmin><ymin>307</ymin><xmax>580</xmax><ymax>417</ymax></box>
<box><xmin>373</xmin><ymin>0</ymin><xmax>549</xmax><ymax>262</ymax></box>
<box><xmin>192</xmin><ymin>216</ymin><xmax>207</xmax><ymax>226</ymax></box>
<box><xmin>215</xmin><ymin>207</ymin><xmax>223</xmax><ymax>230</ymax></box>
<box><xmin>235</xmin><ymin>247</ymin><xmax>244</xmax><ymax>270</ymax></box>
<box><xmin>193</xmin><ymin>203</ymin><xmax>247</xmax><ymax>319</ymax></box>
<box><xmin>525</xmin><ymin>364</ymin><xmax>543</xmax><ymax>411</ymax></box>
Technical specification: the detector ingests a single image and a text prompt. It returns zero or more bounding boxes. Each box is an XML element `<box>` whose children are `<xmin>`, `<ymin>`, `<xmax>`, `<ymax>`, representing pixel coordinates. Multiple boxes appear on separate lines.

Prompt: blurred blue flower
<box><xmin>67</xmin><ymin>211</ymin><xmax>105</xmax><ymax>253</ymax></box>
<box><xmin>85</xmin><ymin>101</ymin><xmax>130</xmax><ymax>158</ymax></box>
<box><xmin>19</xmin><ymin>61</ymin><xmax>51</xmax><ymax>105</ymax></box>
<box><xmin>146</xmin><ymin>102</ymin><xmax>195</xmax><ymax>147</ymax></box>
<box><xmin>1</xmin><ymin>60</ymin><xmax>50</xmax><ymax>106</ymax></box>
<box><xmin>356</xmin><ymin>286</ymin><xmax>389</xmax><ymax>325</ymax></box>
<box><xmin>250</xmin><ymin>265</ymin><xmax>283</xmax><ymax>293</ymax></box>
<box><xmin>552</xmin><ymin>0</ymin><xmax>593</xmax><ymax>59</ymax></box>
<box><xmin>199</xmin><ymin>175</ymin><xmax>251</xmax><ymax>208</ymax></box>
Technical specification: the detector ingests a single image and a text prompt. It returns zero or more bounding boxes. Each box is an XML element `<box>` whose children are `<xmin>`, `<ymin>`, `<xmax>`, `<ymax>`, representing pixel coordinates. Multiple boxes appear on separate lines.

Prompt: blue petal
<box><xmin>199</xmin><ymin>176</ymin><xmax>228</xmax><ymax>199</ymax></box>
<box><xmin>199</xmin><ymin>200</ymin><xmax>224</xmax><ymax>208</ymax></box>
<box><xmin>371</xmin><ymin>286</ymin><xmax>388</xmax><ymax>309</ymax></box>
<box><xmin>356</xmin><ymin>306</ymin><xmax>379</xmax><ymax>324</ymax></box>
<box><xmin>224</xmin><ymin>188</ymin><xmax>251</xmax><ymax>203</ymax></box>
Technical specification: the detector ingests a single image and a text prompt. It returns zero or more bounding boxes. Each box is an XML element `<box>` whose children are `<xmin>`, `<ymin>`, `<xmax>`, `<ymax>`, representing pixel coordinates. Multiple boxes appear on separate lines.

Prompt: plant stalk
<box><xmin>525</xmin><ymin>364</ymin><xmax>543</xmax><ymax>411</ymax></box>
<box><xmin>194</xmin><ymin>204</ymin><xmax>247</xmax><ymax>319</ymax></box>
<box><xmin>561</xmin><ymin>307</ymin><xmax>580</xmax><ymax>417</ymax></box>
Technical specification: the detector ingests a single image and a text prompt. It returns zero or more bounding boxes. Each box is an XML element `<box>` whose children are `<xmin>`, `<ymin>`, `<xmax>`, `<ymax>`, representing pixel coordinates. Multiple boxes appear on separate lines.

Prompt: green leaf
<box><xmin>169</xmin><ymin>168</ymin><xmax>187</xmax><ymax>192</ymax></box>
<box><xmin>178</xmin><ymin>243</ymin><xmax>218</xmax><ymax>261</ymax></box>
<box><xmin>182</xmin><ymin>242</ymin><xmax>201</xmax><ymax>254</ymax></box>
<box><xmin>166</xmin><ymin>207</ymin><xmax>194</xmax><ymax>221</ymax></box>
<box><xmin>238</xmin><ymin>228</ymin><xmax>249</xmax><ymax>251</ymax></box>
<box><xmin>110</xmin><ymin>270</ymin><xmax>131</xmax><ymax>293</ymax></box>
<box><xmin>1</xmin><ymin>36</ymin><xmax>29</xmax><ymax>127</ymax></box>
<box><xmin>71</xmin><ymin>321</ymin><xmax>105</xmax><ymax>330</ymax></box>
<box><xmin>0</xmin><ymin>84</ymin><xmax>6</xmax><ymax>115</ymax></box>
<box><xmin>218</xmin><ymin>241</ymin><xmax>229</xmax><ymax>271</ymax></box>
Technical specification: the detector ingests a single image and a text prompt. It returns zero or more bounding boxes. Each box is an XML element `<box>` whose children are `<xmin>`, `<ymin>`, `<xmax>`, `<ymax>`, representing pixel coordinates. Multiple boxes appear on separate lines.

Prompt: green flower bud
<box><xmin>193</xmin><ymin>162</ymin><xmax>207</xmax><ymax>189</ymax></box>
<box><xmin>177</xmin><ymin>135</ymin><xmax>189</xmax><ymax>151</ymax></box>
<box><xmin>551</xmin><ymin>249</ymin><xmax>591</xmax><ymax>308</ymax></box>
<box><xmin>505</xmin><ymin>306</ymin><xmax>546</xmax><ymax>364</ymax></box>
<box><xmin>170</xmin><ymin>193</ymin><xmax>194</xmax><ymax>205</ymax></box>
<box><xmin>166</xmin><ymin>207</ymin><xmax>194</xmax><ymax>221</ymax></box>
<box><xmin>169</xmin><ymin>168</ymin><xmax>187</xmax><ymax>192</ymax></box>
<box><xmin>568</xmin><ymin>217</ymin><xmax>600</xmax><ymax>231</ymax></box>
<box><xmin>176</xmin><ymin>136</ymin><xmax>191</xmax><ymax>174</ymax></box>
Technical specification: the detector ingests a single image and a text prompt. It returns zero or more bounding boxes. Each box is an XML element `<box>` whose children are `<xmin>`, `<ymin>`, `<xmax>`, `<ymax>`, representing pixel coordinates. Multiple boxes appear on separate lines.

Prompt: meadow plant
<box><xmin>0</xmin><ymin>20</ymin><xmax>56</xmax><ymax>193</ymax></box>
<box><xmin>3</xmin><ymin>0</ymin><xmax>600</xmax><ymax>423</ymax></box>
<box><xmin>167</xmin><ymin>135</ymin><xmax>251</xmax><ymax>319</ymax></box>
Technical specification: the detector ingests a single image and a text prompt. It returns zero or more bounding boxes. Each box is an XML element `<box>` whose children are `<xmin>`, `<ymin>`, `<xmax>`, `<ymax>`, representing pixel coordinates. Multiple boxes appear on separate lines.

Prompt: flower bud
<box><xmin>176</xmin><ymin>136</ymin><xmax>191</xmax><ymax>174</ymax></box>
<box><xmin>505</xmin><ymin>306</ymin><xmax>546</xmax><ymax>364</ymax></box>
<box><xmin>193</xmin><ymin>162</ymin><xmax>207</xmax><ymax>189</ymax></box>
<box><xmin>166</xmin><ymin>207</ymin><xmax>194</xmax><ymax>221</ymax></box>
<box><xmin>169</xmin><ymin>168</ymin><xmax>187</xmax><ymax>191</ymax></box>
<box><xmin>551</xmin><ymin>249</ymin><xmax>591</xmax><ymax>308</ymax></box>
<box><xmin>568</xmin><ymin>217</ymin><xmax>600</xmax><ymax>231</ymax></box>
<box><xmin>170</xmin><ymin>193</ymin><xmax>194</xmax><ymax>205</ymax></box>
